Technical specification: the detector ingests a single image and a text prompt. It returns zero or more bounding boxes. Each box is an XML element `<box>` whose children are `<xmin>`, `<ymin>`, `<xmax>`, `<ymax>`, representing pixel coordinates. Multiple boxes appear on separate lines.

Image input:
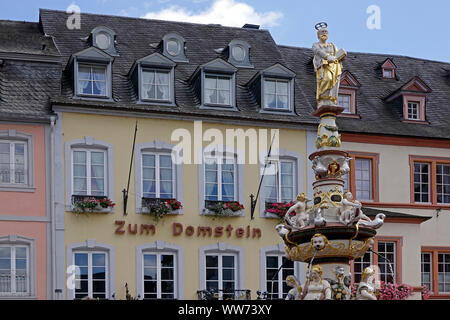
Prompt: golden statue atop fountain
<box><xmin>312</xmin><ymin>22</ymin><xmax>347</xmax><ymax>108</ymax></box>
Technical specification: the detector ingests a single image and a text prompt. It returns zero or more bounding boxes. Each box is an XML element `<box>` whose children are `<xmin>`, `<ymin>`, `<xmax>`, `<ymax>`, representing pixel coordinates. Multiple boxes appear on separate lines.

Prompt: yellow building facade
<box><xmin>57</xmin><ymin>111</ymin><xmax>309</xmax><ymax>300</ymax></box>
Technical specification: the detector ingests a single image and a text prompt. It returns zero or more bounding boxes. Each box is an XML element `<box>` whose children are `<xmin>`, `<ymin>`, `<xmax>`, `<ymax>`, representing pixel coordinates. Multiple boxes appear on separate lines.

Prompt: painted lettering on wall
<box><xmin>173</xmin><ymin>223</ymin><xmax>262</xmax><ymax>239</ymax></box>
<box><xmin>114</xmin><ymin>221</ymin><xmax>262</xmax><ymax>239</ymax></box>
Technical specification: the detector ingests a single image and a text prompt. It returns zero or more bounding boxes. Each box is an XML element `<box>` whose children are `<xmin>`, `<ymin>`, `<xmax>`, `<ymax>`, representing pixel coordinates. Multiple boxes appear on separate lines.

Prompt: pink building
<box><xmin>0</xmin><ymin>21</ymin><xmax>60</xmax><ymax>299</ymax></box>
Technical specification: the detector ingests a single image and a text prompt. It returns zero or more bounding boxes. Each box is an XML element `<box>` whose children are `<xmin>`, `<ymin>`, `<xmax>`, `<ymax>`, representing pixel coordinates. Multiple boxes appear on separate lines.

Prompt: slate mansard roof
<box><xmin>0</xmin><ymin>9</ymin><xmax>449</xmax><ymax>138</ymax></box>
<box><xmin>0</xmin><ymin>20</ymin><xmax>61</xmax><ymax>121</ymax></box>
<box><xmin>38</xmin><ymin>9</ymin><xmax>318</xmax><ymax>126</ymax></box>
<box><xmin>279</xmin><ymin>45</ymin><xmax>450</xmax><ymax>139</ymax></box>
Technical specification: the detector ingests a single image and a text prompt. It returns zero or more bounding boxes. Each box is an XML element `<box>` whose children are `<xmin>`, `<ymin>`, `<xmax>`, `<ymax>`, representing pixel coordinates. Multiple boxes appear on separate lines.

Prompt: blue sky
<box><xmin>1</xmin><ymin>0</ymin><xmax>449</xmax><ymax>62</ymax></box>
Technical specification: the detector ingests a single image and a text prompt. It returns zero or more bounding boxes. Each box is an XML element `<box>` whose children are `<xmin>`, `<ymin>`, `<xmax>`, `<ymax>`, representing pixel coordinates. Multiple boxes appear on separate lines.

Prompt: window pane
<box><xmin>218</xmin><ymin>90</ymin><xmax>230</xmax><ymax>105</ymax></box>
<box><xmin>92</xmin><ymin>67</ymin><xmax>106</xmax><ymax>81</ymax></box>
<box><xmin>92</xmin><ymin>81</ymin><xmax>106</xmax><ymax>96</ymax></box>
<box><xmin>78</xmin><ymin>66</ymin><xmax>91</xmax><ymax>80</ymax></box>
<box><xmin>144</xmin><ymin>255</ymin><xmax>157</xmax><ymax>267</ymax></box>
<box><xmin>156</xmin><ymin>72</ymin><xmax>169</xmax><ymax>85</ymax></box>
<box><xmin>206</xmin><ymin>269</ymin><xmax>218</xmax><ymax>281</ymax></box>
<box><xmin>223</xmin><ymin>256</ymin><xmax>234</xmax><ymax>268</ymax></box>
<box><xmin>142</xmin><ymin>71</ymin><xmax>155</xmax><ymax>84</ymax></box>
<box><xmin>206</xmin><ymin>256</ymin><xmax>218</xmax><ymax>268</ymax></box>
<box><xmin>205</xmin><ymin>77</ymin><xmax>217</xmax><ymax>90</ymax></box>
<box><xmin>205</xmin><ymin>89</ymin><xmax>217</xmax><ymax>104</ymax></box>
<box><xmin>73</xmin><ymin>151</ymin><xmax>86</xmax><ymax>164</ymax></box>
<box><xmin>93</xmin><ymin>267</ymin><xmax>106</xmax><ymax>280</ymax></box>
<box><xmin>161</xmin><ymin>256</ymin><xmax>174</xmax><ymax>269</ymax></box>
<box><xmin>74</xmin><ymin>253</ymin><xmax>88</xmax><ymax>267</ymax></box>
<box><xmin>264</xmin><ymin>94</ymin><xmax>276</xmax><ymax>109</ymax></box>
<box><xmin>264</xmin><ymin>80</ymin><xmax>276</xmax><ymax>94</ymax></box>
<box><xmin>277</xmin><ymin>81</ymin><xmax>288</xmax><ymax>95</ymax></box>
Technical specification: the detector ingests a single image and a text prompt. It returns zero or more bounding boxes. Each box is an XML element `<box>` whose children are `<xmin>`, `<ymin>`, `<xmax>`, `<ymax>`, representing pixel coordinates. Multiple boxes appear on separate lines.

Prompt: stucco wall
<box><xmin>61</xmin><ymin>112</ymin><xmax>308</xmax><ymax>299</ymax></box>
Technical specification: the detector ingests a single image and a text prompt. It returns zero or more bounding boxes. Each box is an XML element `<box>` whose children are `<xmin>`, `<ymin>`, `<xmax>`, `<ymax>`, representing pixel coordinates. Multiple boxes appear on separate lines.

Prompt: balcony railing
<box><xmin>0</xmin><ymin>167</ymin><xmax>26</xmax><ymax>184</ymax></box>
<box><xmin>0</xmin><ymin>274</ymin><xmax>28</xmax><ymax>295</ymax></box>
<box><xmin>197</xmin><ymin>289</ymin><xmax>251</xmax><ymax>300</ymax></box>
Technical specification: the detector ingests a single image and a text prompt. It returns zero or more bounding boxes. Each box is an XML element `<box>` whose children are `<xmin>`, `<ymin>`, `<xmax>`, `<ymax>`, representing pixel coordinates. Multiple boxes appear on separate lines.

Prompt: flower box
<box><xmin>71</xmin><ymin>195</ymin><xmax>115</xmax><ymax>213</ymax></box>
<box><xmin>141</xmin><ymin>198</ymin><xmax>183</xmax><ymax>222</ymax></box>
<box><xmin>265</xmin><ymin>201</ymin><xmax>296</xmax><ymax>221</ymax></box>
<box><xmin>203</xmin><ymin>200</ymin><xmax>245</xmax><ymax>217</ymax></box>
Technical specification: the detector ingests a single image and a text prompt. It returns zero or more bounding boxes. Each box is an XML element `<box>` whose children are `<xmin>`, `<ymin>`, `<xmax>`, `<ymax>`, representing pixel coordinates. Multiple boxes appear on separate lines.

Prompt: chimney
<box><xmin>242</xmin><ymin>24</ymin><xmax>260</xmax><ymax>30</ymax></box>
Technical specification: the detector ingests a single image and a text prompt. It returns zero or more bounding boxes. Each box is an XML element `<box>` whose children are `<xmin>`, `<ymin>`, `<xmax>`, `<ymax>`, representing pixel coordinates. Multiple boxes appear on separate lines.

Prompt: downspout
<box><xmin>49</xmin><ymin>115</ymin><xmax>57</xmax><ymax>299</ymax></box>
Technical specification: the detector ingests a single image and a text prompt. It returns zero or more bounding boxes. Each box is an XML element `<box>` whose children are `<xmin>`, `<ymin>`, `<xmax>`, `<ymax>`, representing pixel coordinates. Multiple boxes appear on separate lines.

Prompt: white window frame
<box><xmin>264</xmin><ymin>254</ymin><xmax>295</xmax><ymax>299</ymax></box>
<box><xmin>438</xmin><ymin>253</ymin><xmax>450</xmax><ymax>294</ymax></box>
<box><xmin>352</xmin><ymin>251</ymin><xmax>373</xmax><ymax>284</ymax></box>
<box><xmin>141</xmin><ymin>152</ymin><xmax>175</xmax><ymax>199</ymax></box>
<box><xmin>65</xmin><ymin>137</ymin><xmax>114</xmax><ymax>212</ymax></box>
<box><xmin>383</xmin><ymin>69</ymin><xmax>394</xmax><ymax>79</ymax></box>
<box><xmin>141</xmin><ymin>251</ymin><xmax>177</xmax><ymax>300</ymax></box>
<box><xmin>66</xmin><ymin>240</ymin><xmax>116</xmax><ymax>300</ymax></box>
<box><xmin>203</xmin><ymin>74</ymin><xmax>233</xmax><ymax>107</ymax></box>
<box><xmin>259</xmin><ymin>149</ymin><xmax>302</xmax><ymax>218</ymax></box>
<box><xmin>414</xmin><ymin>162</ymin><xmax>431</xmax><ymax>204</ymax></box>
<box><xmin>76</xmin><ymin>63</ymin><xmax>108</xmax><ymax>98</ymax></box>
<box><xmin>338</xmin><ymin>94</ymin><xmax>352</xmax><ymax>114</ymax></box>
<box><xmin>140</xmin><ymin>68</ymin><xmax>172</xmax><ymax>103</ymax></box>
<box><xmin>260</xmin><ymin>245</ymin><xmax>304</xmax><ymax>299</ymax></box>
<box><xmin>421</xmin><ymin>252</ymin><xmax>433</xmax><ymax>292</ymax></box>
<box><xmin>71</xmin><ymin>148</ymin><xmax>107</xmax><ymax>196</ymax></box>
<box><xmin>198</xmin><ymin>146</ymin><xmax>244</xmax><ymax>216</ymax></box>
<box><xmin>263</xmin><ymin>159</ymin><xmax>296</xmax><ymax>204</ymax></box>
<box><xmin>355</xmin><ymin>158</ymin><xmax>373</xmax><ymax>201</ymax></box>
<box><xmin>0</xmin><ymin>130</ymin><xmax>34</xmax><ymax>192</ymax></box>
<box><xmin>436</xmin><ymin>164</ymin><xmax>450</xmax><ymax>205</ymax></box>
<box><xmin>134</xmin><ymin>141</ymin><xmax>183</xmax><ymax>214</ymax></box>
<box><xmin>136</xmin><ymin>241</ymin><xmax>184</xmax><ymax>300</ymax></box>
<box><xmin>263</xmin><ymin>78</ymin><xmax>291</xmax><ymax>111</ymax></box>
<box><xmin>0</xmin><ymin>140</ymin><xmax>28</xmax><ymax>185</ymax></box>
<box><xmin>407</xmin><ymin>101</ymin><xmax>420</xmax><ymax>120</ymax></box>
<box><xmin>205</xmin><ymin>252</ymin><xmax>238</xmax><ymax>300</ymax></box>
<box><xmin>73</xmin><ymin>251</ymin><xmax>109</xmax><ymax>299</ymax></box>
<box><xmin>199</xmin><ymin>243</ymin><xmax>245</xmax><ymax>301</ymax></box>
<box><xmin>204</xmin><ymin>155</ymin><xmax>237</xmax><ymax>202</ymax></box>
<box><xmin>0</xmin><ymin>235</ymin><xmax>36</xmax><ymax>299</ymax></box>
<box><xmin>0</xmin><ymin>245</ymin><xmax>30</xmax><ymax>296</ymax></box>
<box><xmin>377</xmin><ymin>241</ymin><xmax>397</xmax><ymax>284</ymax></box>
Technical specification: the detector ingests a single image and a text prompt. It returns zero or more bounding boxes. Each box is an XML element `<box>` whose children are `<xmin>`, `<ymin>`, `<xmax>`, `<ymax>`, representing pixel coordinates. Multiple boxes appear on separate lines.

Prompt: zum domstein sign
<box><xmin>114</xmin><ymin>221</ymin><xmax>262</xmax><ymax>239</ymax></box>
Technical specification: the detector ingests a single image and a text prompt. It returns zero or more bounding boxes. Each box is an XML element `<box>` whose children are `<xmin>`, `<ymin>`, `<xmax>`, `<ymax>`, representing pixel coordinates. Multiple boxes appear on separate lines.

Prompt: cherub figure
<box><xmin>285</xmin><ymin>193</ymin><xmax>311</xmax><ymax>229</ymax></box>
<box><xmin>285</xmin><ymin>275</ymin><xmax>302</xmax><ymax>300</ymax></box>
<box><xmin>356</xmin><ymin>267</ymin><xmax>378</xmax><ymax>300</ymax></box>
<box><xmin>339</xmin><ymin>191</ymin><xmax>362</xmax><ymax>225</ymax></box>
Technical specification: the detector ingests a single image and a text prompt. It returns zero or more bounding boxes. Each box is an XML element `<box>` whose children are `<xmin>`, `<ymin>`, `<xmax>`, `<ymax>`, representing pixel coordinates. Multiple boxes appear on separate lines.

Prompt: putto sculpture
<box><xmin>272</xmin><ymin>22</ymin><xmax>386</xmax><ymax>301</ymax></box>
<box><xmin>285</xmin><ymin>193</ymin><xmax>311</xmax><ymax>229</ymax></box>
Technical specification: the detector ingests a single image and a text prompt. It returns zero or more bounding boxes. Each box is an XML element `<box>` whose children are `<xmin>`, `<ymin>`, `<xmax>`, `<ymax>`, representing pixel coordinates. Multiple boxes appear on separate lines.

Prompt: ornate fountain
<box><xmin>276</xmin><ymin>23</ymin><xmax>385</xmax><ymax>300</ymax></box>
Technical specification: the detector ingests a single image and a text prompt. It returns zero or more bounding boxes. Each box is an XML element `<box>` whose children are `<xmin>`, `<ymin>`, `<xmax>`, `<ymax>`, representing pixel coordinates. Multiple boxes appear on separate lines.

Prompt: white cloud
<box><xmin>141</xmin><ymin>0</ymin><xmax>283</xmax><ymax>28</ymax></box>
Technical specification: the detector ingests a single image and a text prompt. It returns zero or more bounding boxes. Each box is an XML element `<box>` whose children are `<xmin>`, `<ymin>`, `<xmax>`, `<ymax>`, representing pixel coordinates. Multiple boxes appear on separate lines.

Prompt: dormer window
<box><xmin>250</xmin><ymin>64</ymin><xmax>295</xmax><ymax>114</ymax></box>
<box><xmin>71</xmin><ymin>47</ymin><xmax>113</xmax><ymax>100</ymax></box>
<box><xmin>338</xmin><ymin>94</ymin><xmax>351</xmax><ymax>113</ymax></box>
<box><xmin>381</xmin><ymin>58</ymin><xmax>396</xmax><ymax>79</ymax></box>
<box><xmin>78</xmin><ymin>64</ymin><xmax>107</xmax><ymax>96</ymax></box>
<box><xmin>91</xmin><ymin>26</ymin><xmax>118</xmax><ymax>56</ymax></box>
<box><xmin>129</xmin><ymin>53</ymin><xmax>176</xmax><ymax>105</ymax></box>
<box><xmin>142</xmin><ymin>70</ymin><xmax>170</xmax><ymax>101</ymax></box>
<box><xmin>338</xmin><ymin>71</ymin><xmax>361</xmax><ymax>116</ymax></box>
<box><xmin>191</xmin><ymin>58</ymin><xmax>237</xmax><ymax>110</ymax></box>
<box><xmin>205</xmin><ymin>75</ymin><xmax>232</xmax><ymax>106</ymax></box>
<box><xmin>385</xmin><ymin>76</ymin><xmax>432</xmax><ymax>123</ymax></box>
<box><xmin>228</xmin><ymin>40</ymin><xmax>253</xmax><ymax>68</ymax></box>
<box><xmin>264</xmin><ymin>79</ymin><xmax>289</xmax><ymax>110</ymax></box>
<box><xmin>407</xmin><ymin>101</ymin><xmax>420</xmax><ymax>120</ymax></box>
<box><xmin>162</xmin><ymin>33</ymin><xmax>188</xmax><ymax>63</ymax></box>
